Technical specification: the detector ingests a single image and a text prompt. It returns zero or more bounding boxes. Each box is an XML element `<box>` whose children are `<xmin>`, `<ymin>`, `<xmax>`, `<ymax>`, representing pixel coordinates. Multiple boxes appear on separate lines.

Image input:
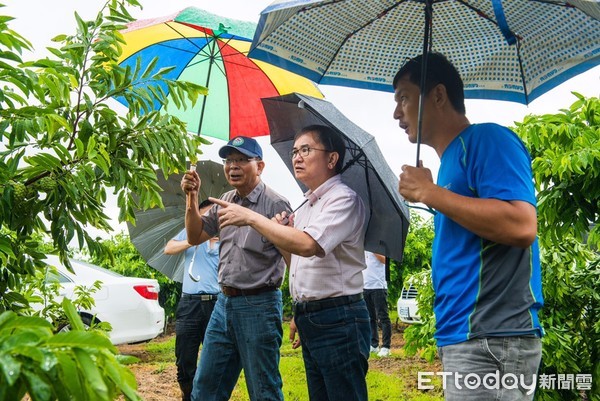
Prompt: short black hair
<box><xmin>393</xmin><ymin>52</ymin><xmax>466</xmax><ymax>114</ymax></box>
<box><xmin>295</xmin><ymin>125</ymin><xmax>346</xmax><ymax>173</ymax></box>
<box><xmin>199</xmin><ymin>199</ymin><xmax>213</xmax><ymax>210</ymax></box>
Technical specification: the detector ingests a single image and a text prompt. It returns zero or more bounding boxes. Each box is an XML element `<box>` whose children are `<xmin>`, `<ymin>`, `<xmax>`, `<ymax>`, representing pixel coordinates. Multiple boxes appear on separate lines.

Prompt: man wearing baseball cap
<box><xmin>181</xmin><ymin>136</ymin><xmax>291</xmax><ymax>401</ymax></box>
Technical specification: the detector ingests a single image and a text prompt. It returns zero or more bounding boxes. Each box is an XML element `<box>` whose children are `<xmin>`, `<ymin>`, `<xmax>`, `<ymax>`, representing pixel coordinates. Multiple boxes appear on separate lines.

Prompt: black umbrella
<box><xmin>263</xmin><ymin>93</ymin><xmax>410</xmax><ymax>262</ymax></box>
<box><xmin>127</xmin><ymin>161</ymin><xmax>232</xmax><ymax>282</ymax></box>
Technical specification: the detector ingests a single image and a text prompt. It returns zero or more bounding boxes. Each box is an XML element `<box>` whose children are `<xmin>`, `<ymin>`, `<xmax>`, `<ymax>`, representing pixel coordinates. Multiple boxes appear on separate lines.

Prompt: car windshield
<box><xmin>46</xmin><ymin>269</ymin><xmax>71</xmax><ymax>284</ymax></box>
<box><xmin>44</xmin><ymin>256</ymin><xmax>124</xmax><ymax>278</ymax></box>
<box><xmin>72</xmin><ymin>260</ymin><xmax>123</xmax><ymax>277</ymax></box>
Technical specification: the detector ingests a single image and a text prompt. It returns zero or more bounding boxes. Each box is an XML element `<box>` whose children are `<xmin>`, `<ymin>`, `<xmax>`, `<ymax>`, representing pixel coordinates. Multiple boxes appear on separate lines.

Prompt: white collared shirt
<box><xmin>362</xmin><ymin>251</ymin><xmax>387</xmax><ymax>290</ymax></box>
<box><xmin>289</xmin><ymin>175</ymin><xmax>367</xmax><ymax>302</ymax></box>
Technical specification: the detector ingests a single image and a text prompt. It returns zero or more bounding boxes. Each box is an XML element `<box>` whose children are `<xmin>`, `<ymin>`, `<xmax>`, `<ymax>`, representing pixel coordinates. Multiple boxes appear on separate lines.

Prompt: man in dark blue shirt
<box><xmin>164</xmin><ymin>199</ymin><xmax>219</xmax><ymax>401</ymax></box>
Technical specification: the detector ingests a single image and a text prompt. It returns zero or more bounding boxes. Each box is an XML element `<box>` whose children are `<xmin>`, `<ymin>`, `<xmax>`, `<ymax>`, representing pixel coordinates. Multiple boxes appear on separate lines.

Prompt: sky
<box><xmin>4</xmin><ymin>0</ymin><xmax>600</xmax><ymax>238</ymax></box>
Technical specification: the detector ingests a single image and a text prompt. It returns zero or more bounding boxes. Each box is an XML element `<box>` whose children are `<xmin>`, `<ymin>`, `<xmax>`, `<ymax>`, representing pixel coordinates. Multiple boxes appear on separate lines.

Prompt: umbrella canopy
<box><xmin>117</xmin><ymin>7</ymin><xmax>323</xmax><ymax>141</ymax></box>
<box><xmin>263</xmin><ymin>93</ymin><xmax>410</xmax><ymax>262</ymax></box>
<box><xmin>250</xmin><ymin>0</ymin><xmax>600</xmax><ymax>105</ymax></box>
<box><xmin>127</xmin><ymin>161</ymin><xmax>232</xmax><ymax>282</ymax></box>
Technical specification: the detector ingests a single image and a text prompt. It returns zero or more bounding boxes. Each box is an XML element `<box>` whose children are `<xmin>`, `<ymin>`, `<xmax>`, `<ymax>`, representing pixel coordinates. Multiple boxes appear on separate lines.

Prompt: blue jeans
<box><xmin>363</xmin><ymin>289</ymin><xmax>392</xmax><ymax>349</ymax></box>
<box><xmin>191</xmin><ymin>291</ymin><xmax>283</xmax><ymax>401</ymax></box>
<box><xmin>295</xmin><ymin>299</ymin><xmax>371</xmax><ymax>401</ymax></box>
<box><xmin>438</xmin><ymin>337</ymin><xmax>542</xmax><ymax>401</ymax></box>
<box><xmin>175</xmin><ymin>295</ymin><xmax>216</xmax><ymax>400</ymax></box>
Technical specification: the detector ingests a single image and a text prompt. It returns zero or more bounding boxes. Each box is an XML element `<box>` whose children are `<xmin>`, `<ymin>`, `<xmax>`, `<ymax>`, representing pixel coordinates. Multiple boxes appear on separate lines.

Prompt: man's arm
<box><xmin>181</xmin><ymin>170</ymin><xmax>212</xmax><ymax>245</ymax></box>
<box><xmin>425</xmin><ymin>187</ymin><xmax>536</xmax><ymax>248</ymax></box>
<box><xmin>209</xmin><ymin>197</ymin><xmax>324</xmax><ymax>257</ymax></box>
<box><xmin>399</xmin><ymin>165</ymin><xmax>536</xmax><ymax>248</ymax></box>
<box><xmin>164</xmin><ymin>239</ymin><xmax>192</xmax><ymax>255</ymax></box>
<box><xmin>269</xmin><ymin>212</ymin><xmax>293</xmax><ymax>266</ymax></box>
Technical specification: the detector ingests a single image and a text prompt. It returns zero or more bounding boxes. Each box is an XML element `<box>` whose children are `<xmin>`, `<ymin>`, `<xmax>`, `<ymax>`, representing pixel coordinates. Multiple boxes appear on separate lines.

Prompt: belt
<box><xmin>221</xmin><ymin>285</ymin><xmax>277</xmax><ymax>297</ymax></box>
<box><xmin>294</xmin><ymin>293</ymin><xmax>364</xmax><ymax>315</ymax></box>
<box><xmin>182</xmin><ymin>293</ymin><xmax>218</xmax><ymax>301</ymax></box>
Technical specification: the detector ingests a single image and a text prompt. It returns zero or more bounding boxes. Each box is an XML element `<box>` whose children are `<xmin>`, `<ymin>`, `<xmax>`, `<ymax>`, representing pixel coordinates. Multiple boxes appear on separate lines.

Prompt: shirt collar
<box><xmin>233</xmin><ymin>180</ymin><xmax>264</xmax><ymax>204</ymax></box>
<box><xmin>303</xmin><ymin>175</ymin><xmax>341</xmax><ymax>206</ymax></box>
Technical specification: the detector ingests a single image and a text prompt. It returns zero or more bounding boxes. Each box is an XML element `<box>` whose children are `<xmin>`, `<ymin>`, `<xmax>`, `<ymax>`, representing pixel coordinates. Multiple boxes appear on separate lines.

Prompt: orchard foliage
<box><xmin>0</xmin><ymin>0</ymin><xmax>207</xmax><ymax>313</ymax></box>
<box><xmin>514</xmin><ymin>94</ymin><xmax>599</xmax><ymax>400</ymax></box>
<box><xmin>388</xmin><ymin>213</ymin><xmax>434</xmax><ymax>305</ymax></box>
<box><xmin>0</xmin><ymin>1</ymin><xmax>208</xmax><ymax>399</ymax></box>
<box><xmin>514</xmin><ymin>93</ymin><xmax>599</xmax><ymax>250</ymax></box>
<box><xmin>0</xmin><ymin>299</ymin><xmax>140</xmax><ymax>401</ymax></box>
<box><xmin>389</xmin><ymin>214</ymin><xmax>437</xmax><ymax>362</ymax></box>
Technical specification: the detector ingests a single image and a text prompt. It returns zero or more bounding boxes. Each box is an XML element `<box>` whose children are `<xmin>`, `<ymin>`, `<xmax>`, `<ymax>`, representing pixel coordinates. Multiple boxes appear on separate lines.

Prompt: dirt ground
<box><xmin>117</xmin><ymin>324</ymin><xmax>180</xmax><ymax>401</ymax></box>
<box><xmin>118</xmin><ymin>321</ymin><xmax>440</xmax><ymax>400</ymax></box>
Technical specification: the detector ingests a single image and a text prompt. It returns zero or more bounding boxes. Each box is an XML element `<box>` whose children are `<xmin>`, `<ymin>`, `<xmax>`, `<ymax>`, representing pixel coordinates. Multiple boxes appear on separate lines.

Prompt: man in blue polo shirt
<box><xmin>164</xmin><ymin>199</ymin><xmax>220</xmax><ymax>401</ymax></box>
<box><xmin>396</xmin><ymin>52</ymin><xmax>543</xmax><ymax>401</ymax></box>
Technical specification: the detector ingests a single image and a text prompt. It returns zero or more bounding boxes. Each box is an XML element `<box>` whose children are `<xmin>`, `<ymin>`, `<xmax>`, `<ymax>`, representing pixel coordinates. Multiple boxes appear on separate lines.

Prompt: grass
<box><xmin>138</xmin><ymin>319</ymin><xmax>444</xmax><ymax>400</ymax></box>
<box><xmin>145</xmin><ymin>337</ymin><xmax>176</xmax><ymax>362</ymax></box>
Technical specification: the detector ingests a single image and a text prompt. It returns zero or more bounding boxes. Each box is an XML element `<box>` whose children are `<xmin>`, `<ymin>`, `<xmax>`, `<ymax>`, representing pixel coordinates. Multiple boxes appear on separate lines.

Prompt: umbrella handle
<box><xmin>281</xmin><ymin>199</ymin><xmax>309</xmax><ymax>225</ymax></box>
<box><xmin>188</xmin><ymin>245</ymin><xmax>201</xmax><ymax>282</ymax></box>
<box><xmin>186</xmin><ymin>164</ymin><xmax>197</xmax><ymax>209</ymax></box>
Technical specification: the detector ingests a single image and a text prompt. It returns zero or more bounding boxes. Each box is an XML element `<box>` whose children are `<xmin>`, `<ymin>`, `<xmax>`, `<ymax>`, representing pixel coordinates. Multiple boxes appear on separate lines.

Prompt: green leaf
<box><xmin>23</xmin><ymin>369</ymin><xmax>53</xmax><ymax>401</ymax></box>
<box><xmin>0</xmin><ymin>354</ymin><xmax>22</xmax><ymax>386</ymax></box>
<box><xmin>140</xmin><ymin>56</ymin><xmax>158</xmax><ymax>80</ymax></box>
<box><xmin>0</xmin><ymin>314</ymin><xmax>53</xmax><ymax>333</ymax></box>
<box><xmin>1</xmin><ymin>291</ymin><xmax>29</xmax><ymax>307</ymax></box>
<box><xmin>73</xmin><ymin>348</ymin><xmax>109</xmax><ymax>399</ymax></box>
<box><xmin>115</xmin><ymin>354</ymin><xmax>140</xmax><ymax>365</ymax></box>
<box><xmin>87</xmin><ymin>134</ymin><xmax>98</xmax><ymax>159</ymax></box>
<box><xmin>48</xmin><ymin>330</ymin><xmax>115</xmax><ymax>352</ymax></box>
<box><xmin>60</xmin><ymin>298</ymin><xmax>85</xmax><ymax>332</ymax></box>
<box><xmin>74</xmin><ymin>137</ymin><xmax>85</xmax><ymax>158</ymax></box>
<box><xmin>103</xmin><ymin>361</ymin><xmax>140</xmax><ymax>400</ymax></box>
<box><xmin>55</xmin><ymin>352</ymin><xmax>85</xmax><ymax>400</ymax></box>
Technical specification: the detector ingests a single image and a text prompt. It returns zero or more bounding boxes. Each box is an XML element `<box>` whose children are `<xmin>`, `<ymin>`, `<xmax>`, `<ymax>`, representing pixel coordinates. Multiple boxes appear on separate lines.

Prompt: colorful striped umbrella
<box><xmin>117</xmin><ymin>7</ymin><xmax>323</xmax><ymax>141</ymax></box>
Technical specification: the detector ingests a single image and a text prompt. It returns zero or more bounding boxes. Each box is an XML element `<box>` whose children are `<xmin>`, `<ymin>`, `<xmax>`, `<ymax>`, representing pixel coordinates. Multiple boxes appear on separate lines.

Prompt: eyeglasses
<box><xmin>222</xmin><ymin>157</ymin><xmax>260</xmax><ymax>166</ymax></box>
<box><xmin>290</xmin><ymin>146</ymin><xmax>331</xmax><ymax>159</ymax></box>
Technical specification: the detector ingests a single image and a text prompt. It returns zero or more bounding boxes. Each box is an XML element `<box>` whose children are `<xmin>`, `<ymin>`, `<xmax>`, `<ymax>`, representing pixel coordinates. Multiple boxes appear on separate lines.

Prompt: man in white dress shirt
<box><xmin>210</xmin><ymin>124</ymin><xmax>370</xmax><ymax>401</ymax></box>
<box><xmin>363</xmin><ymin>251</ymin><xmax>392</xmax><ymax>357</ymax></box>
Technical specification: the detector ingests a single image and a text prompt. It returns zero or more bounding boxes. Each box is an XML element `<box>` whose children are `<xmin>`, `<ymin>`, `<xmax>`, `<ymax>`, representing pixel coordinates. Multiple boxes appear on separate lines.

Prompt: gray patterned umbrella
<box><xmin>127</xmin><ymin>161</ymin><xmax>231</xmax><ymax>282</ymax></box>
<box><xmin>250</xmin><ymin>0</ymin><xmax>600</xmax><ymax>104</ymax></box>
<box><xmin>250</xmin><ymin>0</ymin><xmax>600</xmax><ymax>164</ymax></box>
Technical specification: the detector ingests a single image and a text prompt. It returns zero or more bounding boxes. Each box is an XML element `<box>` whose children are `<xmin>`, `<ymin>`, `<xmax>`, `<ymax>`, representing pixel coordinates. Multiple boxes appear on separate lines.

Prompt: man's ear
<box><xmin>433</xmin><ymin>83</ymin><xmax>448</xmax><ymax>108</ymax></box>
<box><xmin>328</xmin><ymin>152</ymin><xmax>339</xmax><ymax>169</ymax></box>
<box><xmin>256</xmin><ymin>160</ymin><xmax>266</xmax><ymax>175</ymax></box>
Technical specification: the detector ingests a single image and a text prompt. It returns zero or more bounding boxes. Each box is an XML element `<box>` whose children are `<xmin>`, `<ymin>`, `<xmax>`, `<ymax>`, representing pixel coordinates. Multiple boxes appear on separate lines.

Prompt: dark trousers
<box><xmin>363</xmin><ymin>289</ymin><xmax>392</xmax><ymax>349</ymax></box>
<box><xmin>295</xmin><ymin>299</ymin><xmax>370</xmax><ymax>401</ymax></box>
<box><xmin>175</xmin><ymin>295</ymin><xmax>217</xmax><ymax>401</ymax></box>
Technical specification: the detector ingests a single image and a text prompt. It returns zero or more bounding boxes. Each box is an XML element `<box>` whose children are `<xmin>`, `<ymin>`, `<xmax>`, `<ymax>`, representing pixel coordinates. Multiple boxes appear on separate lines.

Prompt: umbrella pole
<box><xmin>187</xmin><ymin>164</ymin><xmax>197</xmax><ymax>210</ymax></box>
<box><xmin>416</xmin><ymin>0</ymin><xmax>433</xmax><ymax>167</ymax></box>
<box><xmin>197</xmin><ymin>36</ymin><xmax>218</xmax><ymax>135</ymax></box>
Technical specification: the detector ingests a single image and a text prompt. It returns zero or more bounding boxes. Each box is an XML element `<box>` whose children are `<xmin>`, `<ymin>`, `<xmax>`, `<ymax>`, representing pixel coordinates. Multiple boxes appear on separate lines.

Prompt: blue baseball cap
<box><xmin>218</xmin><ymin>136</ymin><xmax>263</xmax><ymax>159</ymax></box>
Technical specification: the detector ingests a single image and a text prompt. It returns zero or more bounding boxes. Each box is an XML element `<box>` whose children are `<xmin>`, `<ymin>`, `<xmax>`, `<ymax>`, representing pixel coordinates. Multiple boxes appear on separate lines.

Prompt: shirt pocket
<box><xmin>242</xmin><ymin>226</ymin><xmax>269</xmax><ymax>254</ymax></box>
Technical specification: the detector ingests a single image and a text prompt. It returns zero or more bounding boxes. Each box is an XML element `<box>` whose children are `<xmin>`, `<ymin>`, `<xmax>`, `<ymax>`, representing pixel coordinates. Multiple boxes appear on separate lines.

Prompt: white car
<box><xmin>397</xmin><ymin>284</ymin><xmax>422</xmax><ymax>324</ymax></box>
<box><xmin>43</xmin><ymin>255</ymin><xmax>165</xmax><ymax>345</ymax></box>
